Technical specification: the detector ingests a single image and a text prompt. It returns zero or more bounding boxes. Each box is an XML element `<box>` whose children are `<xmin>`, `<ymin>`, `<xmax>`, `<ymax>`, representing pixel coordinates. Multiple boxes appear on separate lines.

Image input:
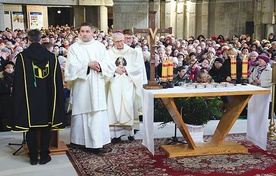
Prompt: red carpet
<box><xmin>66</xmin><ymin>133</ymin><xmax>276</xmax><ymax>176</ymax></box>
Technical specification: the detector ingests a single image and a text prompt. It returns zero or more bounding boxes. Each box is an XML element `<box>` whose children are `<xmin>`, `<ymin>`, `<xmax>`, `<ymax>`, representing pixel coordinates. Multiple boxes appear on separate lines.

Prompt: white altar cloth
<box><xmin>247</xmin><ymin>93</ymin><xmax>271</xmax><ymax>150</ymax></box>
<box><xmin>142</xmin><ymin>84</ymin><xmax>270</xmax><ymax>155</ymax></box>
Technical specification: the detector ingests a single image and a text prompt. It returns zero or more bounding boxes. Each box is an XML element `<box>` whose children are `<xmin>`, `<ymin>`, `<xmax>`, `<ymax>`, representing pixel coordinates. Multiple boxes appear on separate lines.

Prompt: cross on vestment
<box><xmin>134</xmin><ymin>11</ymin><xmax>172</xmax><ymax>89</ymax></box>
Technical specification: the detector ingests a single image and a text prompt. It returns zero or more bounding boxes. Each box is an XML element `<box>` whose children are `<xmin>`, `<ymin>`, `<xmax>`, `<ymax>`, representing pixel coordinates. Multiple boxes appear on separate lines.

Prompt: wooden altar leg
<box><xmin>211</xmin><ymin>95</ymin><xmax>252</xmax><ymax>146</ymax></box>
<box><xmin>160</xmin><ymin>95</ymin><xmax>252</xmax><ymax>158</ymax></box>
<box><xmin>161</xmin><ymin>98</ymin><xmax>196</xmax><ymax>149</ymax></box>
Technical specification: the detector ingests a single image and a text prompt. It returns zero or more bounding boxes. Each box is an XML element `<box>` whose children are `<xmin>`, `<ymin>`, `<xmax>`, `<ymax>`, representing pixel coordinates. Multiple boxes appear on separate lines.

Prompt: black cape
<box><xmin>8</xmin><ymin>43</ymin><xmax>66</xmax><ymax>132</ymax></box>
<box><xmin>0</xmin><ymin>72</ymin><xmax>14</xmax><ymax>131</ymax></box>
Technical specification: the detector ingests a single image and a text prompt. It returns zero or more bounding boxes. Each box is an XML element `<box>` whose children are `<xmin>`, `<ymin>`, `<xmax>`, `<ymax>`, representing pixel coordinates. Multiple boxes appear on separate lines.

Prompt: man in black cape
<box><xmin>8</xmin><ymin>29</ymin><xmax>66</xmax><ymax>165</ymax></box>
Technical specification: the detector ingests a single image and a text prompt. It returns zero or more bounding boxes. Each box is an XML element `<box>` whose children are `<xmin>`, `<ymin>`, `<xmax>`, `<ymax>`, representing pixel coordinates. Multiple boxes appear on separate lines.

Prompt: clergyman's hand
<box><xmin>88</xmin><ymin>61</ymin><xmax>101</xmax><ymax>72</ymax></box>
<box><xmin>115</xmin><ymin>67</ymin><xmax>125</xmax><ymax>75</ymax></box>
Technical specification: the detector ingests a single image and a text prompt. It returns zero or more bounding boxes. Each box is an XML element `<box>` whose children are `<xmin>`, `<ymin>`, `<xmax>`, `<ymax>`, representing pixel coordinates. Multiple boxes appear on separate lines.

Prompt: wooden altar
<box><xmin>142</xmin><ymin>84</ymin><xmax>270</xmax><ymax>158</ymax></box>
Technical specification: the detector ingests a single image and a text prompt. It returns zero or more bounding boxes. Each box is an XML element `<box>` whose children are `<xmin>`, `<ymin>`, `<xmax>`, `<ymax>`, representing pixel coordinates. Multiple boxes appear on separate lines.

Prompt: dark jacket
<box><xmin>173</xmin><ymin>74</ymin><xmax>190</xmax><ymax>86</ymax></box>
<box><xmin>8</xmin><ymin>43</ymin><xmax>66</xmax><ymax>131</ymax></box>
<box><xmin>0</xmin><ymin>71</ymin><xmax>14</xmax><ymax>131</ymax></box>
<box><xmin>0</xmin><ymin>57</ymin><xmax>5</xmax><ymax>72</ymax></box>
<box><xmin>221</xmin><ymin>56</ymin><xmax>242</xmax><ymax>84</ymax></box>
<box><xmin>155</xmin><ymin>63</ymin><xmax>162</xmax><ymax>79</ymax></box>
<box><xmin>208</xmin><ymin>65</ymin><xmax>225</xmax><ymax>83</ymax></box>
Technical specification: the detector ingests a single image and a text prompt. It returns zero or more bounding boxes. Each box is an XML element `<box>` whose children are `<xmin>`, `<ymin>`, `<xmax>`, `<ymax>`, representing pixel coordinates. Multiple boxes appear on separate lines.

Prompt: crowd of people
<box><xmin>151</xmin><ymin>33</ymin><xmax>275</xmax><ymax>87</ymax></box>
<box><xmin>1</xmin><ymin>26</ymin><xmax>276</xmax><ymax>87</ymax></box>
<box><xmin>0</xmin><ymin>24</ymin><xmax>275</xmax><ymax>165</ymax></box>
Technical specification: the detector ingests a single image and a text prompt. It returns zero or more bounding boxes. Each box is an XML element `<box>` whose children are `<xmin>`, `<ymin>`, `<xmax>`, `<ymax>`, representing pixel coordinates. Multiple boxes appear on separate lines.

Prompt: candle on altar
<box><xmin>242</xmin><ymin>57</ymin><xmax>248</xmax><ymax>79</ymax></box>
<box><xmin>230</xmin><ymin>58</ymin><xmax>237</xmax><ymax>80</ymax></box>
<box><xmin>161</xmin><ymin>60</ymin><xmax>168</xmax><ymax>82</ymax></box>
<box><xmin>167</xmin><ymin>58</ymin><xmax>173</xmax><ymax>81</ymax></box>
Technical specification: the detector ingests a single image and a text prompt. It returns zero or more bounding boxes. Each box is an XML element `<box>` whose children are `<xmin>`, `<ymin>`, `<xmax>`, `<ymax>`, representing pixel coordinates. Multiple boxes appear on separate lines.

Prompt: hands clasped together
<box><xmin>251</xmin><ymin>78</ymin><xmax>260</xmax><ymax>86</ymax></box>
<box><xmin>115</xmin><ymin>66</ymin><xmax>127</xmax><ymax>75</ymax></box>
<box><xmin>88</xmin><ymin>61</ymin><xmax>101</xmax><ymax>72</ymax></box>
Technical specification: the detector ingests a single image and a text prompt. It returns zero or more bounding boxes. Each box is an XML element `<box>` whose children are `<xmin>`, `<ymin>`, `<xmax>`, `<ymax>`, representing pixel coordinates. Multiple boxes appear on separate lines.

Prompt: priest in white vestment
<box><xmin>107</xmin><ymin>31</ymin><xmax>143</xmax><ymax>142</ymax></box>
<box><xmin>64</xmin><ymin>22</ymin><xmax>113</xmax><ymax>153</ymax></box>
<box><xmin>123</xmin><ymin>29</ymin><xmax>148</xmax><ymax>131</ymax></box>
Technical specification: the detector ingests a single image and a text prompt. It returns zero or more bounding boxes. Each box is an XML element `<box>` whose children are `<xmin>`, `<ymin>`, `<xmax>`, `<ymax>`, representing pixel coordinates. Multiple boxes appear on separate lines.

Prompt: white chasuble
<box><xmin>107</xmin><ymin>44</ymin><xmax>143</xmax><ymax>137</ymax></box>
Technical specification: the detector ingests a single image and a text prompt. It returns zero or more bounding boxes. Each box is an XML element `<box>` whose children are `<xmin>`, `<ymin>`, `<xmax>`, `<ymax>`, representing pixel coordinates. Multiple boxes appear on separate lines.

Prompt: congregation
<box><xmin>0</xmin><ymin>24</ymin><xmax>275</xmax><ymax>164</ymax></box>
<box><xmin>1</xmin><ymin>25</ymin><xmax>276</xmax><ymax>126</ymax></box>
<box><xmin>1</xmin><ymin>26</ymin><xmax>276</xmax><ymax>84</ymax></box>
<box><xmin>0</xmin><ymin>26</ymin><xmax>275</xmax><ymax>116</ymax></box>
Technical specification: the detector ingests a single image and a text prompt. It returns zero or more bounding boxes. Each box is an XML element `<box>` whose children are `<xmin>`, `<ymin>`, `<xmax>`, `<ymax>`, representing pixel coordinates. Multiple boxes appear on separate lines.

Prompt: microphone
<box><xmin>174</xmin><ymin>59</ymin><xmax>198</xmax><ymax>86</ymax></box>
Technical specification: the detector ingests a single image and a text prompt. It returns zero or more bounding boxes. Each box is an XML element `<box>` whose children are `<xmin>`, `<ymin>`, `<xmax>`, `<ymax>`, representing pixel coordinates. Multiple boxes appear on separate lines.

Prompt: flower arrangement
<box><xmin>154</xmin><ymin>98</ymin><xmax>170</xmax><ymax>123</ymax></box>
<box><xmin>155</xmin><ymin>97</ymin><xmax>225</xmax><ymax>127</ymax></box>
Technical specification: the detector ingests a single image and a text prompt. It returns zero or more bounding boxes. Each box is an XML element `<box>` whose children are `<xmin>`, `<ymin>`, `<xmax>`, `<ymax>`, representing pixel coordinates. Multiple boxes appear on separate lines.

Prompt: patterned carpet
<box><xmin>66</xmin><ymin>133</ymin><xmax>276</xmax><ymax>176</ymax></box>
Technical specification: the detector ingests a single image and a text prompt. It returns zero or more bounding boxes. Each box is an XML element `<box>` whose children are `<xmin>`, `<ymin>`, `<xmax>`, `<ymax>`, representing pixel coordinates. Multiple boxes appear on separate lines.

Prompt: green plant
<box><xmin>155</xmin><ymin>97</ymin><xmax>225</xmax><ymax>127</ymax></box>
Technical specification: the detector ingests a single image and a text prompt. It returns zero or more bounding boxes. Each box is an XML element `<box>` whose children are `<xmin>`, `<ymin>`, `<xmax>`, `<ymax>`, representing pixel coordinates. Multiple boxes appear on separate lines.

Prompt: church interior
<box><xmin>0</xmin><ymin>0</ymin><xmax>276</xmax><ymax>175</ymax></box>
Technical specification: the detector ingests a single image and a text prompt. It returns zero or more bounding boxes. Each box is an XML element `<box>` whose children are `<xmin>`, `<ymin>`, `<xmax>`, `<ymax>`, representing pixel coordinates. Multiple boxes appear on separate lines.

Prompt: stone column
<box><xmin>175</xmin><ymin>0</ymin><xmax>185</xmax><ymax>39</ymax></box>
<box><xmin>160</xmin><ymin>0</ymin><xmax>171</xmax><ymax>31</ymax></box>
<box><xmin>171</xmin><ymin>0</ymin><xmax>176</xmax><ymax>37</ymax></box>
<box><xmin>99</xmin><ymin>5</ymin><xmax>108</xmax><ymax>33</ymax></box>
<box><xmin>185</xmin><ymin>0</ymin><xmax>196</xmax><ymax>39</ymax></box>
<box><xmin>262</xmin><ymin>0</ymin><xmax>275</xmax><ymax>38</ymax></box>
<box><xmin>254</xmin><ymin>0</ymin><xmax>265</xmax><ymax>40</ymax></box>
<box><xmin>86</xmin><ymin>6</ymin><xmax>99</xmax><ymax>28</ymax></box>
<box><xmin>196</xmin><ymin>0</ymin><xmax>209</xmax><ymax>38</ymax></box>
<box><xmin>0</xmin><ymin>3</ymin><xmax>4</xmax><ymax>30</ymax></box>
<box><xmin>113</xmin><ymin>0</ymin><xmax>148</xmax><ymax>31</ymax></box>
<box><xmin>73</xmin><ymin>6</ymin><xmax>85</xmax><ymax>28</ymax></box>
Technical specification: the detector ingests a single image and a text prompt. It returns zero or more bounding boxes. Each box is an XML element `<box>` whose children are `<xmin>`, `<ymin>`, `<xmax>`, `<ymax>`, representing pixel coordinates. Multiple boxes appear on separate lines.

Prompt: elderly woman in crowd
<box><xmin>248</xmin><ymin>54</ymin><xmax>272</xmax><ymax>88</ymax></box>
<box><xmin>248</xmin><ymin>51</ymin><xmax>259</xmax><ymax>77</ymax></box>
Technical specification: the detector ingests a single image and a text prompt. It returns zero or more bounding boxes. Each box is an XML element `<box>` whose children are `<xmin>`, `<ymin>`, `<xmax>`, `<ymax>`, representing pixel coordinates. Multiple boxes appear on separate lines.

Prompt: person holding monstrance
<box><xmin>107</xmin><ymin>31</ymin><xmax>143</xmax><ymax>143</ymax></box>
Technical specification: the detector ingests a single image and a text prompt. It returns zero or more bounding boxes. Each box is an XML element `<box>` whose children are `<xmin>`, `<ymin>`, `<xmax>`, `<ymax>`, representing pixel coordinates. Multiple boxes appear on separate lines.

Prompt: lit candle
<box><xmin>167</xmin><ymin>58</ymin><xmax>173</xmax><ymax>81</ymax></box>
<box><xmin>161</xmin><ymin>60</ymin><xmax>168</xmax><ymax>82</ymax></box>
<box><xmin>230</xmin><ymin>58</ymin><xmax>237</xmax><ymax>80</ymax></box>
<box><xmin>242</xmin><ymin>57</ymin><xmax>248</xmax><ymax>79</ymax></box>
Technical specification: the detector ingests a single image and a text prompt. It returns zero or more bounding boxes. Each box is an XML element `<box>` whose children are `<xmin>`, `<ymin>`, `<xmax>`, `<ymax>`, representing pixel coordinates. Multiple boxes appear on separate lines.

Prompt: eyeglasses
<box><xmin>114</xmin><ymin>40</ymin><xmax>124</xmax><ymax>44</ymax></box>
<box><xmin>124</xmin><ymin>37</ymin><xmax>133</xmax><ymax>40</ymax></box>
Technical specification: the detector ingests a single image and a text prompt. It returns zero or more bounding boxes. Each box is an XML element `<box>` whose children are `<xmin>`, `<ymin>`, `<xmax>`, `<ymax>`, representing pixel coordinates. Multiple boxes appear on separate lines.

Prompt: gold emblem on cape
<box><xmin>33</xmin><ymin>62</ymin><xmax>49</xmax><ymax>79</ymax></box>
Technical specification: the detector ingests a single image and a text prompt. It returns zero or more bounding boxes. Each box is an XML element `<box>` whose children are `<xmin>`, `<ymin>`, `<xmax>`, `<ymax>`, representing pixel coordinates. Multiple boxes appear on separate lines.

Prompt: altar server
<box><xmin>65</xmin><ymin>22</ymin><xmax>112</xmax><ymax>154</ymax></box>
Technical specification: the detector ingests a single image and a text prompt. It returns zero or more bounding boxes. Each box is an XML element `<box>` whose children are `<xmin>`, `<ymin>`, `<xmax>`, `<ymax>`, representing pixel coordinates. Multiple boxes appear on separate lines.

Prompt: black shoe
<box><xmin>134</xmin><ymin>129</ymin><xmax>139</xmax><ymax>135</ymax></box>
<box><xmin>39</xmin><ymin>155</ymin><xmax>51</xmax><ymax>165</ymax></box>
<box><xmin>139</xmin><ymin>115</ymin><xmax>143</xmax><ymax>121</ymax></box>
<box><xmin>111</xmin><ymin>137</ymin><xmax>121</xmax><ymax>144</ymax></box>
<box><xmin>89</xmin><ymin>148</ymin><xmax>111</xmax><ymax>155</ymax></box>
<box><xmin>30</xmin><ymin>158</ymin><xmax>38</xmax><ymax>165</ymax></box>
<box><xmin>100</xmin><ymin>147</ymin><xmax>112</xmax><ymax>154</ymax></box>
<box><xmin>128</xmin><ymin>136</ymin><xmax>135</xmax><ymax>141</ymax></box>
<box><xmin>89</xmin><ymin>148</ymin><xmax>101</xmax><ymax>154</ymax></box>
